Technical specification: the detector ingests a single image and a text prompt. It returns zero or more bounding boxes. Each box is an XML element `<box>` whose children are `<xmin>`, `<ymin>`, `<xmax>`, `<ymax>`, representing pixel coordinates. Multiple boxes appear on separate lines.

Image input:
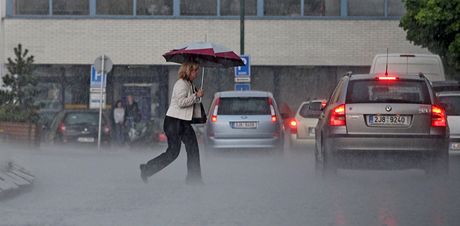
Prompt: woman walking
<box><xmin>140</xmin><ymin>62</ymin><xmax>203</xmax><ymax>184</ymax></box>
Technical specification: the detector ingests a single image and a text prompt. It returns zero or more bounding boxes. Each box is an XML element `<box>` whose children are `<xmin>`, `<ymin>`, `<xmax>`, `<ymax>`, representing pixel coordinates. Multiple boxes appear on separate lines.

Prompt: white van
<box><xmin>370</xmin><ymin>54</ymin><xmax>446</xmax><ymax>82</ymax></box>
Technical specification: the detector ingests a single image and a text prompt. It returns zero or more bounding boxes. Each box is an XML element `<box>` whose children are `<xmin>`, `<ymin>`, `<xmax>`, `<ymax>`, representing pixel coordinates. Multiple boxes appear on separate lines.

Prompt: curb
<box><xmin>0</xmin><ymin>162</ymin><xmax>35</xmax><ymax>200</ymax></box>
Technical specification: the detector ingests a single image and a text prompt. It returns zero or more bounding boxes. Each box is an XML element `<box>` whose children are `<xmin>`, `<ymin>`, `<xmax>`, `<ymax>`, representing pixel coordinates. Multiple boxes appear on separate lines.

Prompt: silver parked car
<box><xmin>204</xmin><ymin>91</ymin><xmax>284</xmax><ymax>153</ymax></box>
<box><xmin>287</xmin><ymin>99</ymin><xmax>326</xmax><ymax>148</ymax></box>
<box><xmin>437</xmin><ymin>91</ymin><xmax>460</xmax><ymax>155</ymax></box>
<box><xmin>315</xmin><ymin>73</ymin><xmax>449</xmax><ymax>175</ymax></box>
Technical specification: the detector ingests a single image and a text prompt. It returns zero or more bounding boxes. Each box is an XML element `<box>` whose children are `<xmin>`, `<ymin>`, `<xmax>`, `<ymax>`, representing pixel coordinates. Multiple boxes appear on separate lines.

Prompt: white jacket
<box><xmin>166</xmin><ymin>79</ymin><xmax>201</xmax><ymax>121</ymax></box>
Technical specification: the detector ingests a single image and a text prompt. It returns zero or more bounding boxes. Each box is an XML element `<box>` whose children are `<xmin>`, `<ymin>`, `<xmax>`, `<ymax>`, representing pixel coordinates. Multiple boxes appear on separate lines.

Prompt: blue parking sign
<box><xmin>235</xmin><ymin>55</ymin><xmax>250</xmax><ymax>76</ymax></box>
<box><xmin>90</xmin><ymin>65</ymin><xmax>106</xmax><ymax>88</ymax></box>
<box><xmin>235</xmin><ymin>83</ymin><xmax>251</xmax><ymax>91</ymax></box>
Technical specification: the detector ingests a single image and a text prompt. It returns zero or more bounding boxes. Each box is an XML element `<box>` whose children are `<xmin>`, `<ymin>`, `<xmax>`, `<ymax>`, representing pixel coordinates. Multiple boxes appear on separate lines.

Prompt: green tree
<box><xmin>0</xmin><ymin>44</ymin><xmax>38</xmax><ymax>122</ymax></box>
<box><xmin>400</xmin><ymin>0</ymin><xmax>460</xmax><ymax>79</ymax></box>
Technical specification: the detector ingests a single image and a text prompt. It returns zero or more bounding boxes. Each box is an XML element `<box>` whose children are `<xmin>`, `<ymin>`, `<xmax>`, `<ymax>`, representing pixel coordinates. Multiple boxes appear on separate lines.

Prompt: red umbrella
<box><xmin>163</xmin><ymin>42</ymin><xmax>244</xmax><ymax>68</ymax></box>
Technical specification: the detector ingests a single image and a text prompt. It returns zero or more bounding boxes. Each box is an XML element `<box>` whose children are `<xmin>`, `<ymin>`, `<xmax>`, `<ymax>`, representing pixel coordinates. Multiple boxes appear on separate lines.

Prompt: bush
<box><xmin>0</xmin><ymin>104</ymin><xmax>38</xmax><ymax>123</ymax></box>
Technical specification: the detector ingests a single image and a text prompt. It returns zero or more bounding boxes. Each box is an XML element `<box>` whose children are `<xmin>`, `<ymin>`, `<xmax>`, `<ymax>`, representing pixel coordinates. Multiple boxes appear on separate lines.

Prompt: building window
<box><xmin>304</xmin><ymin>0</ymin><xmax>340</xmax><ymax>16</ymax></box>
<box><xmin>348</xmin><ymin>0</ymin><xmax>385</xmax><ymax>16</ymax></box>
<box><xmin>181</xmin><ymin>0</ymin><xmax>217</xmax><ymax>16</ymax></box>
<box><xmin>137</xmin><ymin>0</ymin><xmax>173</xmax><ymax>15</ymax></box>
<box><xmin>53</xmin><ymin>0</ymin><xmax>89</xmax><ymax>15</ymax></box>
<box><xmin>388</xmin><ymin>0</ymin><xmax>405</xmax><ymax>17</ymax></box>
<box><xmin>97</xmin><ymin>0</ymin><xmax>133</xmax><ymax>15</ymax></box>
<box><xmin>265</xmin><ymin>0</ymin><xmax>301</xmax><ymax>16</ymax></box>
<box><xmin>14</xmin><ymin>0</ymin><xmax>49</xmax><ymax>15</ymax></box>
<box><xmin>220</xmin><ymin>0</ymin><xmax>257</xmax><ymax>16</ymax></box>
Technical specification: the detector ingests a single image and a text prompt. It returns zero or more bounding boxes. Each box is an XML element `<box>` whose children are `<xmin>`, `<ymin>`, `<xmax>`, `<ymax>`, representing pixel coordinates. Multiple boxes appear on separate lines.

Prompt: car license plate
<box><xmin>77</xmin><ymin>137</ymin><xmax>95</xmax><ymax>143</ymax></box>
<box><xmin>368</xmin><ymin>115</ymin><xmax>410</xmax><ymax>126</ymax></box>
<box><xmin>450</xmin><ymin>143</ymin><xmax>460</xmax><ymax>151</ymax></box>
<box><xmin>232</xmin><ymin>121</ymin><xmax>257</xmax><ymax>129</ymax></box>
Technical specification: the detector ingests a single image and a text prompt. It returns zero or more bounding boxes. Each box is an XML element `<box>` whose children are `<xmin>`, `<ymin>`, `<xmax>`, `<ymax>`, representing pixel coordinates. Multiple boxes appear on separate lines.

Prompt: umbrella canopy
<box><xmin>163</xmin><ymin>42</ymin><xmax>244</xmax><ymax>68</ymax></box>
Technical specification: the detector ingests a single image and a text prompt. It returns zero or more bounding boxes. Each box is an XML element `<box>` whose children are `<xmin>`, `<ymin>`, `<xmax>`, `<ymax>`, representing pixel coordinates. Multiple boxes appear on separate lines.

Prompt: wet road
<box><xmin>1</xmin><ymin>143</ymin><xmax>460</xmax><ymax>226</ymax></box>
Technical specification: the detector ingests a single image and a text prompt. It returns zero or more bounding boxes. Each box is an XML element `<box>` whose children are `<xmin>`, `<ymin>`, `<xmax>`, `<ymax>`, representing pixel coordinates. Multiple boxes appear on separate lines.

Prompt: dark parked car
<box><xmin>315</xmin><ymin>73</ymin><xmax>449</xmax><ymax>175</ymax></box>
<box><xmin>47</xmin><ymin>109</ymin><xmax>111</xmax><ymax>145</ymax></box>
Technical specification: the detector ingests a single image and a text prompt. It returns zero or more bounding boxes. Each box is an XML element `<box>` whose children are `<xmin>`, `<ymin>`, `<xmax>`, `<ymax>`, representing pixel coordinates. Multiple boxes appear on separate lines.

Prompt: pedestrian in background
<box><xmin>113</xmin><ymin>100</ymin><xmax>125</xmax><ymax>145</ymax></box>
<box><xmin>140</xmin><ymin>62</ymin><xmax>203</xmax><ymax>185</ymax></box>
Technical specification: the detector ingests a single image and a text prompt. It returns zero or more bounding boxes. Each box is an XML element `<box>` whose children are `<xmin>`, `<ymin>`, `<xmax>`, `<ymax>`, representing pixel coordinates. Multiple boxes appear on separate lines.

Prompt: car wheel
<box><xmin>426</xmin><ymin>149</ymin><xmax>449</xmax><ymax>176</ymax></box>
<box><xmin>316</xmin><ymin>136</ymin><xmax>337</xmax><ymax>177</ymax></box>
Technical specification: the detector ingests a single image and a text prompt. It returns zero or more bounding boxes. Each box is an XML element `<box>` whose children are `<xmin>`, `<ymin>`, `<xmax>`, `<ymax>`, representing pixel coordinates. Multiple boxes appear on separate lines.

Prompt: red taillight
<box><xmin>211</xmin><ymin>98</ymin><xmax>220</xmax><ymax>123</ymax></box>
<box><xmin>288</xmin><ymin>118</ymin><xmax>297</xmax><ymax>134</ymax></box>
<box><xmin>58</xmin><ymin>122</ymin><xmax>66</xmax><ymax>133</ymax></box>
<box><xmin>329</xmin><ymin>104</ymin><xmax>346</xmax><ymax>126</ymax></box>
<box><xmin>431</xmin><ymin>105</ymin><xmax>446</xmax><ymax>127</ymax></box>
<box><xmin>321</xmin><ymin>101</ymin><xmax>327</xmax><ymax>109</ymax></box>
<box><xmin>268</xmin><ymin>98</ymin><xmax>277</xmax><ymax>123</ymax></box>
<box><xmin>158</xmin><ymin>132</ymin><xmax>167</xmax><ymax>142</ymax></box>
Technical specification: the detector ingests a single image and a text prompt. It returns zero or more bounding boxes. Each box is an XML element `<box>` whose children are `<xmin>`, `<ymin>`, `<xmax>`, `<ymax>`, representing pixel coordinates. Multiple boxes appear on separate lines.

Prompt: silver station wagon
<box><xmin>204</xmin><ymin>91</ymin><xmax>284</xmax><ymax>153</ymax></box>
<box><xmin>315</xmin><ymin>73</ymin><xmax>449</xmax><ymax>175</ymax></box>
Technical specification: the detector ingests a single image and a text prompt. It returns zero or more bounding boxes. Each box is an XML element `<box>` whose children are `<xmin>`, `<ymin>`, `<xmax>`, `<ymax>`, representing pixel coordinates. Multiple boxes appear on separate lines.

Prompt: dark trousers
<box><xmin>144</xmin><ymin>116</ymin><xmax>202</xmax><ymax>180</ymax></box>
<box><xmin>115</xmin><ymin>123</ymin><xmax>125</xmax><ymax>145</ymax></box>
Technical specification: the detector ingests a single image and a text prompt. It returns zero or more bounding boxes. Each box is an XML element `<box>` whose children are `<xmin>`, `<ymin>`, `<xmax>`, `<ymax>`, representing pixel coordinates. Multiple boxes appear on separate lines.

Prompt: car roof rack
<box><xmin>343</xmin><ymin>71</ymin><xmax>353</xmax><ymax>77</ymax></box>
<box><xmin>418</xmin><ymin>72</ymin><xmax>426</xmax><ymax>79</ymax></box>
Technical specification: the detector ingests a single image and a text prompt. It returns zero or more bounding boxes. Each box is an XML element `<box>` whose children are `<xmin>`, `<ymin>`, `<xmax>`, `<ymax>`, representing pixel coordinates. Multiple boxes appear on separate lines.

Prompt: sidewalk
<box><xmin>0</xmin><ymin>161</ymin><xmax>35</xmax><ymax>199</ymax></box>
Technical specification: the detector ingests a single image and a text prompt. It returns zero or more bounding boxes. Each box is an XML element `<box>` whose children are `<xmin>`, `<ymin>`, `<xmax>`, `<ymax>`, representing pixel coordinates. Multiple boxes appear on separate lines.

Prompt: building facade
<box><xmin>0</xmin><ymin>0</ymin><xmax>429</xmax><ymax>119</ymax></box>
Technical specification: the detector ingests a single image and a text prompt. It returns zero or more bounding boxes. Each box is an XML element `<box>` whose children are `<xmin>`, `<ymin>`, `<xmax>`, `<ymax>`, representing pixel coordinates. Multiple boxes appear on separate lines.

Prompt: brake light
<box><xmin>377</xmin><ymin>76</ymin><xmax>398</xmax><ymax>81</ymax></box>
<box><xmin>157</xmin><ymin>132</ymin><xmax>167</xmax><ymax>142</ymax></box>
<box><xmin>211</xmin><ymin>98</ymin><xmax>220</xmax><ymax>123</ymax></box>
<box><xmin>268</xmin><ymin>98</ymin><xmax>277</xmax><ymax>123</ymax></box>
<box><xmin>431</xmin><ymin>105</ymin><xmax>446</xmax><ymax>127</ymax></box>
<box><xmin>321</xmin><ymin>101</ymin><xmax>327</xmax><ymax>109</ymax></box>
<box><xmin>329</xmin><ymin>104</ymin><xmax>346</xmax><ymax>126</ymax></box>
<box><xmin>58</xmin><ymin>122</ymin><xmax>66</xmax><ymax>133</ymax></box>
<box><xmin>288</xmin><ymin>118</ymin><xmax>297</xmax><ymax>134</ymax></box>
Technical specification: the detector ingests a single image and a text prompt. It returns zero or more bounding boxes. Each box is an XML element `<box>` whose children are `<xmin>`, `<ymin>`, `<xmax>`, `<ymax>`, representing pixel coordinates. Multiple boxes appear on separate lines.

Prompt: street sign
<box><xmin>89</xmin><ymin>92</ymin><xmax>106</xmax><ymax>109</ymax></box>
<box><xmin>235</xmin><ymin>83</ymin><xmax>251</xmax><ymax>91</ymax></box>
<box><xmin>235</xmin><ymin>55</ymin><xmax>250</xmax><ymax>76</ymax></box>
<box><xmin>90</xmin><ymin>65</ymin><xmax>107</xmax><ymax>89</ymax></box>
<box><xmin>235</xmin><ymin>55</ymin><xmax>251</xmax><ymax>83</ymax></box>
<box><xmin>94</xmin><ymin>55</ymin><xmax>113</xmax><ymax>74</ymax></box>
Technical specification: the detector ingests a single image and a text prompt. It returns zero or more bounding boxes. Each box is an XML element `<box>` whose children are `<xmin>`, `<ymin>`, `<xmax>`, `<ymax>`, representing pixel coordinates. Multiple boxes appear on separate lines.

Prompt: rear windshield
<box><xmin>299</xmin><ymin>102</ymin><xmax>322</xmax><ymax>118</ymax></box>
<box><xmin>218</xmin><ymin>97</ymin><xmax>270</xmax><ymax>115</ymax></box>
<box><xmin>64</xmin><ymin>112</ymin><xmax>103</xmax><ymax>125</ymax></box>
<box><xmin>438</xmin><ymin>96</ymin><xmax>460</xmax><ymax>115</ymax></box>
<box><xmin>346</xmin><ymin>80</ymin><xmax>431</xmax><ymax>104</ymax></box>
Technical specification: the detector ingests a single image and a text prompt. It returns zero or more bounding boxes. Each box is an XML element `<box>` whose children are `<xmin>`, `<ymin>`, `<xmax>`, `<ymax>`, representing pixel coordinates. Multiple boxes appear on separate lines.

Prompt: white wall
<box><xmin>2</xmin><ymin>19</ymin><xmax>429</xmax><ymax>66</ymax></box>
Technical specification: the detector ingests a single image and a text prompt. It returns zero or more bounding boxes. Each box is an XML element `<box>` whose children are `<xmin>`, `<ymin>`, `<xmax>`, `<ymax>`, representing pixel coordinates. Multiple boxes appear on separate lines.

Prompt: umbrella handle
<box><xmin>200</xmin><ymin>67</ymin><xmax>205</xmax><ymax>89</ymax></box>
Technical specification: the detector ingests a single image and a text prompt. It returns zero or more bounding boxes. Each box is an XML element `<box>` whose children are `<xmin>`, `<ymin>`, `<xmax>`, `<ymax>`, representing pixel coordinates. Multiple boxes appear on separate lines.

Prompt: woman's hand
<box><xmin>196</xmin><ymin>88</ymin><xmax>204</xmax><ymax>98</ymax></box>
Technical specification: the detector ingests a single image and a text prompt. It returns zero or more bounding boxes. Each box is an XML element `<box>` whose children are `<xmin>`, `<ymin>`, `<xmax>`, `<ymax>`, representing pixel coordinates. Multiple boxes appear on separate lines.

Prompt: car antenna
<box><xmin>385</xmin><ymin>48</ymin><xmax>389</xmax><ymax>76</ymax></box>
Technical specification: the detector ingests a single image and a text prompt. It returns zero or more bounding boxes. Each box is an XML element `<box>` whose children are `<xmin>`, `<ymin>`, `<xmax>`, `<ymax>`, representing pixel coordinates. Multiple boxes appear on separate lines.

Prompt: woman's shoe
<box><xmin>139</xmin><ymin>164</ymin><xmax>148</xmax><ymax>183</ymax></box>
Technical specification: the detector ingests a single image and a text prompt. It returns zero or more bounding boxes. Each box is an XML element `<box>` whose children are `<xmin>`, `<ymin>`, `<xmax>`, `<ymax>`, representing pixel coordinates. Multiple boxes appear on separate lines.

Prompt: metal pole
<box><xmin>240</xmin><ymin>0</ymin><xmax>245</xmax><ymax>55</ymax></box>
<box><xmin>97</xmin><ymin>55</ymin><xmax>105</xmax><ymax>151</ymax></box>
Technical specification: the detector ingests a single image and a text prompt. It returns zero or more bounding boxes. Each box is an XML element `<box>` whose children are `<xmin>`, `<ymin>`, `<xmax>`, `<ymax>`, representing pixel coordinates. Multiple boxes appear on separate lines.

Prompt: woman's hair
<box><xmin>178</xmin><ymin>62</ymin><xmax>200</xmax><ymax>80</ymax></box>
<box><xmin>115</xmin><ymin>100</ymin><xmax>122</xmax><ymax>107</ymax></box>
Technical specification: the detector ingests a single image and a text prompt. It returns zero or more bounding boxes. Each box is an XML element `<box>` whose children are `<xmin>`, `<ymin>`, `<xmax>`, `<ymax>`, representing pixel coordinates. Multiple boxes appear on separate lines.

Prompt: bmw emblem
<box><xmin>385</xmin><ymin>105</ymin><xmax>392</xmax><ymax>112</ymax></box>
